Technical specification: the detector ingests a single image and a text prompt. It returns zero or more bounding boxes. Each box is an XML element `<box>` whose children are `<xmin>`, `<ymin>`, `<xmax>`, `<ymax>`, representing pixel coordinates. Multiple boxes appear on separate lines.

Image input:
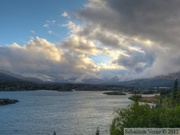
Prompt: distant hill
<box><xmin>154</xmin><ymin>71</ymin><xmax>180</xmax><ymax>80</ymax></box>
<box><xmin>0</xmin><ymin>70</ymin><xmax>44</xmax><ymax>83</ymax></box>
<box><xmin>79</xmin><ymin>72</ymin><xmax>180</xmax><ymax>87</ymax></box>
<box><xmin>119</xmin><ymin>78</ymin><xmax>174</xmax><ymax>88</ymax></box>
<box><xmin>119</xmin><ymin>72</ymin><xmax>180</xmax><ymax>88</ymax></box>
<box><xmin>0</xmin><ymin>72</ymin><xmax>22</xmax><ymax>82</ymax></box>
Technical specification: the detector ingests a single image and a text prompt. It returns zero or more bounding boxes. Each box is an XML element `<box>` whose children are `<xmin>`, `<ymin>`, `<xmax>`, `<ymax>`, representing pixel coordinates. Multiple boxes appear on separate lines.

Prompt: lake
<box><xmin>0</xmin><ymin>90</ymin><xmax>132</xmax><ymax>135</ymax></box>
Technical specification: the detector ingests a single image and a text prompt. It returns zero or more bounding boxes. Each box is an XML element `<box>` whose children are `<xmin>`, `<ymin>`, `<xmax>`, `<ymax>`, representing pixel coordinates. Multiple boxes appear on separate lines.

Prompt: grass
<box><xmin>129</xmin><ymin>94</ymin><xmax>160</xmax><ymax>104</ymax></box>
<box><xmin>138</xmin><ymin>95</ymin><xmax>160</xmax><ymax>104</ymax></box>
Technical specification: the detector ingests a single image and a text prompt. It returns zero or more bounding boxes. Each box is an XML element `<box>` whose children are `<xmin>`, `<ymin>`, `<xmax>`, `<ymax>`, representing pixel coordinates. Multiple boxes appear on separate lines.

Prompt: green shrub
<box><xmin>110</xmin><ymin>102</ymin><xmax>180</xmax><ymax>135</ymax></box>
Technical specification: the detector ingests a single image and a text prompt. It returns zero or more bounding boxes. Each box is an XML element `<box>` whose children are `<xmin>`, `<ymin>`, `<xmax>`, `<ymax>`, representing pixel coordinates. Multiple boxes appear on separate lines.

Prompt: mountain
<box><xmin>119</xmin><ymin>72</ymin><xmax>180</xmax><ymax>88</ymax></box>
<box><xmin>0</xmin><ymin>70</ymin><xmax>44</xmax><ymax>83</ymax></box>
<box><xmin>119</xmin><ymin>78</ymin><xmax>174</xmax><ymax>88</ymax></box>
<box><xmin>154</xmin><ymin>72</ymin><xmax>180</xmax><ymax>80</ymax></box>
<box><xmin>0</xmin><ymin>72</ymin><xmax>22</xmax><ymax>82</ymax></box>
<box><xmin>0</xmin><ymin>70</ymin><xmax>180</xmax><ymax>88</ymax></box>
<box><xmin>81</xmin><ymin>78</ymin><xmax>105</xmax><ymax>84</ymax></box>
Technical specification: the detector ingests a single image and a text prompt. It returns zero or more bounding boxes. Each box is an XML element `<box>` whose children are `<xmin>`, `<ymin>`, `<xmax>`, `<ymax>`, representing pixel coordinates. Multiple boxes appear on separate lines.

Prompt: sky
<box><xmin>0</xmin><ymin>0</ymin><xmax>180</xmax><ymax>83</ymax></box>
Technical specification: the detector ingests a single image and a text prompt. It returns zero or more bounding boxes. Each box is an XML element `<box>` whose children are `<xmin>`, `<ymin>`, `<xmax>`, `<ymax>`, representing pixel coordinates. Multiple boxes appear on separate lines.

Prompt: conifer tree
<box><xmin>172</xmin><ymin>79</ymin><xmax>178</xmax><ymax>106</ymax></box>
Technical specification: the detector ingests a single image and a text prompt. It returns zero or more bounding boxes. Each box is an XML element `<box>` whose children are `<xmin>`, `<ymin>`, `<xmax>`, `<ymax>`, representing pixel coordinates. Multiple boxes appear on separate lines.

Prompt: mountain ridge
<box><xmin>0</xmin><ymin>70</ymin><xmax>180</xmax><ymax>87</ymax></box>
<box><xmin>0</xmin><ymin>70</ymin><xmax>44</xmax><ymax>83</ymax></box>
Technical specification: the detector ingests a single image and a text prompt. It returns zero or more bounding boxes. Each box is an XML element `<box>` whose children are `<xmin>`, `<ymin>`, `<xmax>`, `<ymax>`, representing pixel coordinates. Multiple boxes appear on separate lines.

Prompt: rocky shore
<box><xmin>0</xmin><ymin>98</ymin><xmax>19</xmax><ymax>105</ymax></box>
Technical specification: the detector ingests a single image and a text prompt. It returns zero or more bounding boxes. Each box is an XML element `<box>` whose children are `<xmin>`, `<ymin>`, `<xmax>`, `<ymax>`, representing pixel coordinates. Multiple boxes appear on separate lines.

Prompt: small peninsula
<box><xmin>0</xmin><ymin>98</ymin><xmax>19</xmax><ymax>105</ymax></box>
<box><xmin>103</xmin><ymin>91</ymin><xmax>127</xmax><ymax>95</ymax></box>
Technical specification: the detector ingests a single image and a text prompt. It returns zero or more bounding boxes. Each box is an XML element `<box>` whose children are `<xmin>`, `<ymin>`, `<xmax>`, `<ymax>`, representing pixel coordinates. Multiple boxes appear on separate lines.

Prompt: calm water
<box><xmin>0</xmin><ymin>90</ymin><xmax>132</xmax><ymax>135</ymax></box>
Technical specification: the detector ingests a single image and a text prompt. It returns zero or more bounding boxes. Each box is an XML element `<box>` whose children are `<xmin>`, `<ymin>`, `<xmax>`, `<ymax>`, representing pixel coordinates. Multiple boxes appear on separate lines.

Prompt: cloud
<box><xmin>79</xmin><ymin>0</ymin><xmax>180</xmax><ymax>48</ymax></box>
<box><xmin>43</xmin><ymin>24</ymin><xmax>49</xmax><ymax>28</ymax></box>
<box><xmin>75</xmin><ymin>72</ymin><xmax>100</xmax><ymax>83</ymax></box>
<box><xmin>115</xmin><ymin>49</ymin><xmax>155</xmax><ymax>73</ymax></box>
<box><xmin>62</xmin><ymin>21</ymin><xmax>81</xmax><ymax>34</ymax></box>
<box><xmin>30</xmin><ymin>30</ymin><xmax>36</xmax><ymax>35</ymax></box>
<box><xmin>43</xmin><ymin>20</ymin><xmax>61</xmax><ymax>37</ymax></box>
<box><xmin>75</xmin><ymin>0</ymin><xmax>180</xmax><ymax>79</ymax></box>
<box><xmin>62</xmin><ymin>11</ymin><xmax>70</xmax><ymax>18</ymax></box>
<box><xmin>1</xmin><ymin>0</ymin><xmax>180</xmax><ymax>82</ymax></box>
<box><xmin>0</xmin><ymin>37</ymin><xmax>98</xmax><ymax>82</ymax></box>
<box><xmin>61</xmin><ymin>35</ymin><xmax>99</xmax><ymax>55</ymax></box>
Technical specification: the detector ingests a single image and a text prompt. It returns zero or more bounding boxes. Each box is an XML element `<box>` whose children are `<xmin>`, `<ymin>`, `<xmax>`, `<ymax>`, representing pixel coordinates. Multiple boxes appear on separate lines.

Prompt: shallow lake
<box><xmin>0</xmin><ymin>90</ymin><xmax>132</xmax><ymax>135</ymax></box>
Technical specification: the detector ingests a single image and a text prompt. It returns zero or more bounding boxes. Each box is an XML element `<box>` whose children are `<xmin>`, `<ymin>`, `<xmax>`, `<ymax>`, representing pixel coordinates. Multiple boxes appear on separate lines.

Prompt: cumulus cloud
<box><xmin>61</xmin><ymin>35</ymin><xmax>99</xmax><ymax>55</ymax></box>
<box><xmin>62</xmin><ymin>21</ymin><xmax>81</xmax><ymax>34</ymax></box>
<box><xmin>0</xmin><ymin>37</ymin><xmax>98</xmax><ymax>82</ymax></box>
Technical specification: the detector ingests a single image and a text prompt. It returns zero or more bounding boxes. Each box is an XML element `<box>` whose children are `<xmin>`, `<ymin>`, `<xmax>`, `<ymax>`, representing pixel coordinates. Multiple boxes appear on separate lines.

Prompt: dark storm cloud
<box><xmin>79</xmin><ymin>0</ymin><xmax>180</xmax><ymax>48</ymax></box>
<box><xmin>116</xmin><ymin>50</ymin><xmax>155</xmax><ymax>73</ymax></box>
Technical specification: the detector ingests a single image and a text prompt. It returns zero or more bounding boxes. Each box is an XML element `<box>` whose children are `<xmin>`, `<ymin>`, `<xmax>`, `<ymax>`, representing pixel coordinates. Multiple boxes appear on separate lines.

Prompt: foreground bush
<box><xmin>110</xmin><ymin>102</ymin><xmax>180</xmax><ymax>135</ymax></box>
